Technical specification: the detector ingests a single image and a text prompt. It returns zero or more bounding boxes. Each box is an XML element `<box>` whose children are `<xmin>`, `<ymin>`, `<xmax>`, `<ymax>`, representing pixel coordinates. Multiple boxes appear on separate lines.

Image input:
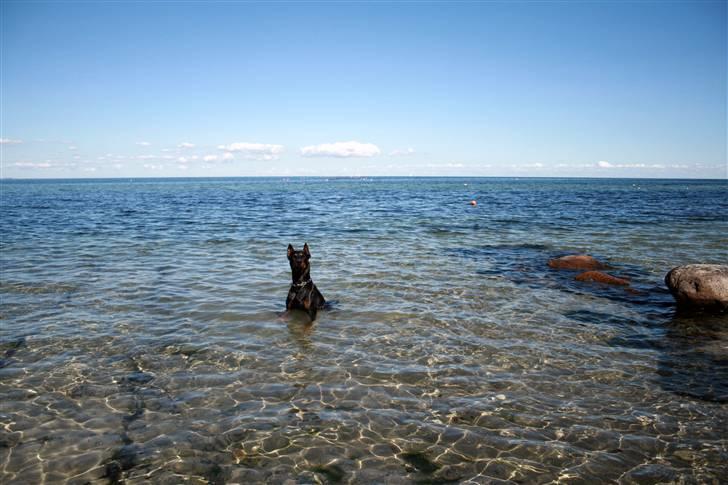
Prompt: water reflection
<box><xmin>285</xmin><ymin>314</ymin><xmax>315</xmax><ymax>353</ymax></box>
<box><xmin>658</xmin><ymin>311</ymin><xmax>728</xmax><ymax>403</ymax></box>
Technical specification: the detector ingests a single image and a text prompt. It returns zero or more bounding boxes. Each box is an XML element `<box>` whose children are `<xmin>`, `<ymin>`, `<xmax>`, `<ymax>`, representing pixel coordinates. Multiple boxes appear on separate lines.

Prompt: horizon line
<box><xmin>1</xmin><ymin>174</ymin><xmax>726</xmax><ymax>182</ymax></box>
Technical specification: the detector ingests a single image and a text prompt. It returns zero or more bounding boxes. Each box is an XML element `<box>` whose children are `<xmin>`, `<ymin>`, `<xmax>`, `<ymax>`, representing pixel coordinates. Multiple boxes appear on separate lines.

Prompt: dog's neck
<box><xmin>290</xmin><ymin>266</ymin><xmax>311</xmax><ymax>286</ymax></box>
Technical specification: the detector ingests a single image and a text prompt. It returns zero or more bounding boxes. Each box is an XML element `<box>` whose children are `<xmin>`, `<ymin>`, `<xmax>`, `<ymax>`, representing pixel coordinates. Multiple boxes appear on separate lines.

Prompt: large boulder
<box><xmin>665</xmin><ymin>264</ymin><xmax>728</xmax><ymax>311</ymax></box>
<box><xmin>575</xmin><ymin>271</ymin><xmax>630</xmax><ymax>286</ymax></box>
<box><xmin>548</xmin><ymin>254</ymin><xmax>607</xmax><ymax>270</ymax></box>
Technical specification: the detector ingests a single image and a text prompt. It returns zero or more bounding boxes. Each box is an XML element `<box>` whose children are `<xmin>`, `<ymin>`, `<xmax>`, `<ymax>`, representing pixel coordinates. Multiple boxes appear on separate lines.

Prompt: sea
<box><xmin>1</xmin><ymin>177</ymin><xmax>727</xmax><ymax>483</ymax></box>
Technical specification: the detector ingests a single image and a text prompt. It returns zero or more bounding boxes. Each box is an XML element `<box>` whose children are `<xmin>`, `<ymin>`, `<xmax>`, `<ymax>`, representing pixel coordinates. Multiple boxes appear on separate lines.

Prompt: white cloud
<box><xmin>143</xmin><ymin>163</ymin><xmax>164</xmax><ymax>170</ymax></box>
<box><xmin>133</xmin><ymin>154</ymin><xmax>174</xmax><ymax>161</ymax></box>
<box><xmin>136</xmin><ymin>141</ymin><xmax>151</xmax><ymax>146</ymax></box>
<box><xmin>14</xmin><ymin>161</ymin><xmax>52</xmax><ymax>168</ymax></box>
<box><xmin>0</xmin><ymin>138</ymin><xmax>23</xmax><ymax>145</ymax></box>
<box><xmin>68</xmin><ymin>145</ymin><xmax>78</xmax><ymax>150</ymax></box>
<box><xmin>12</xmin><ymin>160</ymin><xmax>76</xmax><ymax>169</ymax></box>
<box><xmin>177</xmin><ymin>156</ymin><xmax>188</xmax><ymax>163</ymax></box>
<box><xmin>597</xmin><ymin>160</ymin><xmax>669</xmax><ymax>169</ymax></box>
<box><xmin>218</xmin><ymin>142</ymin><xmax>284</xmax><ymax>160</ymax></box>
<box><xmin>178</xmin><ymin>142</ymin><xmax>195</xmax><ymax>149</ymax></box>
<box><xmin>556</xmin><ymin>163</ymin><xmax>591</xmax><ymax>168</ymax></box>
<box><xmin>389</xmin><ymin>147</ymin><xmax>415</xmax><ymax>157</ymax></box>
<box><xmin>425</xmin><ymin>162</ymin><xmax>465</xmax><ymax>168</ymax></box>
<box><xmin>200</xmin><ymin>152</ymin><xmax>233</xmax><ymax>162</ymax></box>
<box><xmin>300</xmin><ymin>141</ymin><xmax>381</xmax><ymax>158</ymax></box>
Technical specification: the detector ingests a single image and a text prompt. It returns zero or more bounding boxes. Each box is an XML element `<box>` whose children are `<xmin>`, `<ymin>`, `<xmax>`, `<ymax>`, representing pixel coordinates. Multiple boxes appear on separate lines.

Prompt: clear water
<box><xmin>1</xmin><ymin>177</ymin><xmax>727</xmax><ymax>484</ymax></box>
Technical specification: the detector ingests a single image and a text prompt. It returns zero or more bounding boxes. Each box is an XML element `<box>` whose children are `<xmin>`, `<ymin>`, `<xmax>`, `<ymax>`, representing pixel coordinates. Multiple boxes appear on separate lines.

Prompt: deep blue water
<box><xmin>1</xmin><ymin>177</ymin><xmax>727</xmax><ymax>483</ymax></box>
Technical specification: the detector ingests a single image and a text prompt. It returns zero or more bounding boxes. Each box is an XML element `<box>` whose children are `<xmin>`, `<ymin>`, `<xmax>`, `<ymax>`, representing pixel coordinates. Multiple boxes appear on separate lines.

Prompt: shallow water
<box><xmin>1</xmin><ymin>177</ymin><xmax>727</xmax><ymax>484</ymax></box>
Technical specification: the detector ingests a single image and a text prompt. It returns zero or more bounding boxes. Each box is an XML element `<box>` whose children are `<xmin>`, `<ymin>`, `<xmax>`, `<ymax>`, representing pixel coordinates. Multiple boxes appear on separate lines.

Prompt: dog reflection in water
<box><xmin>286</xmin><ymin>243</ymin><xmax>326</xmax><ymax>322</ymax></box>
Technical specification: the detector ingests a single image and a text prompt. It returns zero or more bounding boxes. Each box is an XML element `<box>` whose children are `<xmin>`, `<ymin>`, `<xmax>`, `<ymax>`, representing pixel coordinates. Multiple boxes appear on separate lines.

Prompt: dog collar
<box><xmin>291</xmin><ymin>279</ymin><xmax>311</xmax><ymax>288</ymax></box>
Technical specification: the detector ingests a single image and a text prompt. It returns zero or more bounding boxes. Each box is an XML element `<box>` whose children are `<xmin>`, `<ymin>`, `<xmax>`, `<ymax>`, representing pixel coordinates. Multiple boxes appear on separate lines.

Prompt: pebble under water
<box><xmin>1</xmin><ymin>177</ymin><xmax>727</xmax><ymax>484</ymax></box>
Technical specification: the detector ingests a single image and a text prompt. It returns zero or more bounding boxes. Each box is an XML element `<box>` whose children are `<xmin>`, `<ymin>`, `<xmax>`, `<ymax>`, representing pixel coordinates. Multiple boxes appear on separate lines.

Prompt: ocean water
<box><xmin>1</xmin><ymin>177</ymin><xmax>726</xmax><ymax>484</ymax></box>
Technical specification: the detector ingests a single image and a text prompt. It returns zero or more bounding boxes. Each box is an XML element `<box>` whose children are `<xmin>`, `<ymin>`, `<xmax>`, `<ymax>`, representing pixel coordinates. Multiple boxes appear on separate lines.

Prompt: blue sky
<box><xmin>1</xmin><ymin>1</ymin><xmax>726</xmax><ymax>178</ymax></box>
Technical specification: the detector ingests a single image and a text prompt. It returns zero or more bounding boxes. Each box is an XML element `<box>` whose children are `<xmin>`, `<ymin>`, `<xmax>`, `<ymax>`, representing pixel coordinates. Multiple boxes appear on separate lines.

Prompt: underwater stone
<box><xmin>548</xmin><ymin>255</ymin><xmax>607</xmax><ymax>270</ymax></box>
<box><xmin>121</xmin><ymin>371</ymin><xmax>155</xmax><ymax>385</ymax></box>
<box><xmin>575</xmin><ymin>271</ymin><xmax>630</xmax><ymax>286</ymax></box>
<box><xmin>625</xmin><ymin>463</ymin><xmax>677</xmax><ymax>484</ymax></box>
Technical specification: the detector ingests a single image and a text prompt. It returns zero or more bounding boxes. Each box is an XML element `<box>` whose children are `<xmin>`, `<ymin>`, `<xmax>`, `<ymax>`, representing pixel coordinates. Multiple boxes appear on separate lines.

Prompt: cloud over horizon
<box><xmin>300</xmin><ymin>141</ymin><xmax>381</xmax><ymax>158</ymax></box>
<box><xmin>217</xmin><ymin>142</ymin><xmax>284</xmax><ymax>161</ymax></box>
<box><xmin>596</xmin><ymin>160</ymin><xmax>686</xmax><ymax>170</ymax></box>
<box><xmin>389</xmin><ymin>147</ymin><xmax>415</xmax><ymax>157</ymax></box>
<box><xmin>1</xmin><ymin>138</ymin><xmax>23</xmax><ymax>145</ymax></box>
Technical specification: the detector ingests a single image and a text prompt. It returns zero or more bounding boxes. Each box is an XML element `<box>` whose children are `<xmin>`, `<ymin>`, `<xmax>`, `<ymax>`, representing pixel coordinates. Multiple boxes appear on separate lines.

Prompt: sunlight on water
<box><xmin>1</xmin><ymin>177</ymin><xmax>727</xmax><ymax>483</ymax></box>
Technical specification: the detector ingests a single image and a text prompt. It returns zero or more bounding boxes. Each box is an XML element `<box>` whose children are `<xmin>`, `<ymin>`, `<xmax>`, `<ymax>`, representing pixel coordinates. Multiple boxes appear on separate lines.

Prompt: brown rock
<box><xmin>548</xmin><ymin>254</ymin><xmax>607</xmax><ymax>270</ymax></box>
<box><xmin>575</xmin><ymin>271</ymin><xmax>630</xmax><ymax>286</ymax></box>
<box><xmin>665</xmin><ymin>264</ymin><xmax>728</xmax><ymax>310</ymax></box>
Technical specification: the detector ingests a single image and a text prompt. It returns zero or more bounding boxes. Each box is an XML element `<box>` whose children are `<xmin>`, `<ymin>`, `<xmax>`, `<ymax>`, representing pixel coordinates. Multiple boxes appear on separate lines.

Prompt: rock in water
<box><xmin>665</xmin><ymin>264</ymin><xmax>728</xmax><ymax>311</ymax></box>
<box><xmin>575</xmin><ymin>271</ymin><xmax>630</xmax><ymax>286</ymax></box>
<box><xmin>548</xmin><ymin>254</ymin><xmax>607</xmax><ymax>270</ymax></box>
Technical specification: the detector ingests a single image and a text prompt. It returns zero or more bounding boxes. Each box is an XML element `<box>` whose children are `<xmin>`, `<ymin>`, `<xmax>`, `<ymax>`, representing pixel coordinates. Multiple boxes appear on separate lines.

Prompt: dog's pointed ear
<box><xmin>287</xmin><ymin>244</ymin><xmax>294</xmax><ymax>260</ymax></box>
<box><xmin>303</xmin><ymin>243</ymin><xmax>310</xmax><ymax>258</ymax></box>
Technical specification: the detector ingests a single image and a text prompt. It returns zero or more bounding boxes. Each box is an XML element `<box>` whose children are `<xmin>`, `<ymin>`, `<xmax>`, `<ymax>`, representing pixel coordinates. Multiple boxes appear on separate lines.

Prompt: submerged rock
<box><xmin>665</xmin><ymin>264</ymin><xmax>728</xmax><ymax>311</ymax></box>
<box><xmin>575</xmin><ymin>271</ymin><xmax>630</xmax><ymax>286</ymax></box>
<box><xmin>625</xmin><ymin>463</ymin><xmax>677</xmax><ymax>483</ymax></box>
<box><xmin>548</xmin><ymin>254</ymin><xmax>607</xmax><ymax>270</ymax></box>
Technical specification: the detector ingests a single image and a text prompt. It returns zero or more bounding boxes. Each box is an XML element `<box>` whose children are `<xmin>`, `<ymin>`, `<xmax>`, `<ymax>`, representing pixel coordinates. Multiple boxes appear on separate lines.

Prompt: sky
<box><xmin>1</xmin><ymin>1</ymin><xmax>726</xmax><ymax>179</ymax></box>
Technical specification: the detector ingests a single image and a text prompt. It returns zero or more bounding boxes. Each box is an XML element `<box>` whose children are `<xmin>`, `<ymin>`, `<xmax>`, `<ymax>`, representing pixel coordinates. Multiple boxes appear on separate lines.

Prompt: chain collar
<box><xmin>291</xmin><ymin>278</ymin><xmax>312</xmax><ymax>288</ymax></box>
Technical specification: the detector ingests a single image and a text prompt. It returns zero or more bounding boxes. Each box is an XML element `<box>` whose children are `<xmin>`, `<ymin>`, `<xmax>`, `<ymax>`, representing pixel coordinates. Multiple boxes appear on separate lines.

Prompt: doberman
<box><xmin>286</xmin><ymin>243</ymin><xmax>326</xmax><ymax>321</ymax></box>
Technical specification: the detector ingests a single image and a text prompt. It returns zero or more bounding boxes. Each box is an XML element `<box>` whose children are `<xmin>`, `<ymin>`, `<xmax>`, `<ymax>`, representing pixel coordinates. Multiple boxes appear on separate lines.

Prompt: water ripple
<box><xmin>1</xmin><ymin>177</ymin><xmax>727</xmax><ymax>483</ymax></box>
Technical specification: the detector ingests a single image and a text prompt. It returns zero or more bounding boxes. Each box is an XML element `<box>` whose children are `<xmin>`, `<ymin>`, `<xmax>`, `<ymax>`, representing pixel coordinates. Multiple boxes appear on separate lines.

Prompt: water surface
<box><xmin>1</xmin><ymin>177</ymin><xmax>727</xmax><ymax>483</ymax></box>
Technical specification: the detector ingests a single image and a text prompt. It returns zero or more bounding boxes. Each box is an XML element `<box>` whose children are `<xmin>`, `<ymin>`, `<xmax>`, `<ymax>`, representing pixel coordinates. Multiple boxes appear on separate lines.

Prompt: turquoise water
<box><xmin>1</xmin><ymin>177</ymin><xmax>727</xmax><ymax>483</ymax></box>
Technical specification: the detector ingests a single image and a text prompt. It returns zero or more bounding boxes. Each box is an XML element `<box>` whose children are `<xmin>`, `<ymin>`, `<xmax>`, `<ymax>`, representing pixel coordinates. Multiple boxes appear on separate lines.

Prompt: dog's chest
<box><xmin>287</xmin><ymin>285</ymin><xmax>314</xmax><ymax>309</ymax></box>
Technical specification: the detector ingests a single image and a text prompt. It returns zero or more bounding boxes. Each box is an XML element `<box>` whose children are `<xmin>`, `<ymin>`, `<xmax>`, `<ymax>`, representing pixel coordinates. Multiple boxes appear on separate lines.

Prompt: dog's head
<box><xmin>287</xmin><ymin>243</ymin><xmax>311</xmax><ymax>274</ymax></box>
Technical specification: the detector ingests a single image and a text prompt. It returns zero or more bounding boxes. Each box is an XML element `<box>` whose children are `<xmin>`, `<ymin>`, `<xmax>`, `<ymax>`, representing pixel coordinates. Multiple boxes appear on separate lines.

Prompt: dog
<box><xmin>286</xmin><ymin>243</ymin><xmax>326</xmax><ymax>321</ymax></box>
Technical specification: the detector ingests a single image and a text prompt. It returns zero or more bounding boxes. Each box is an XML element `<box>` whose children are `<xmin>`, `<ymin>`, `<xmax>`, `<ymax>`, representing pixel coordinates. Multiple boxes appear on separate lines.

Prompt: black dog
<box><xmin>286</xmin><ymin>243</ymin><xmax>326</xmax><ymax>321</ymax></box>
